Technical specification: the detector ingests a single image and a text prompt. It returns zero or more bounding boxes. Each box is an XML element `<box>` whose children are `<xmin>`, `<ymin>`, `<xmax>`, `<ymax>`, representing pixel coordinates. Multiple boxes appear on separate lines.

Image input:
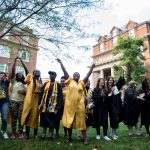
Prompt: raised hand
<box><xmin>83</xmin><ymin>62</ymin><xmax>95</xmax><ymax>84</ymax></box>
<box><xmin>56</xmin><ymin>58</ymin><xmax>69</xmax><ymax>79</ymax></box>
<box><xmin>139</xmin><ymin>93</ymin><xmax>145</xmax><ymax>98</ymax></box>
<box><xmin>56</xmin><ymin>58</ymin><xmax>61</xmax><ymax>63</ymax></box>
<box><xmin>137</xmin><ymin>93</ymin><xmax>145</xmax><ymax>101</ymax></box>
<box><xmin>91</xmin><ymin>63</ymin><xmax>96</xmax><ymax>68</ymax></box>
<box><xmin>15</xmin><ymin>56</ymin><xmax>21</xmax><ymax>60</ymax></box>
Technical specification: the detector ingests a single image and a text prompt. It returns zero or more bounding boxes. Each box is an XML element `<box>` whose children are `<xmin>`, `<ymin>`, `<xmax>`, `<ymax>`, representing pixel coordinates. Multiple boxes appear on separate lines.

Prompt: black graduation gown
<box><xmin>40</xmin><ymin>82</ymin><xmax>63</xmax><ymax>128</ymax></box>
<box><xmin>108</xmin><ymin>76</ymin><xmax>125</xmax><ymax>128</ymax></box>
<box><xmin>92</xmin><ymin>88</ymin><xmax>109</xmax><ymax>128</ymax></box>
<box><xmin>139</xmin><ymin>89</ymin><xmax>150</xmax><ymax>126</ymax></box>
<box><xmin>123</xmin><ymin>88</ymin><xmax>140</xmax><ymax>126</ymax></box>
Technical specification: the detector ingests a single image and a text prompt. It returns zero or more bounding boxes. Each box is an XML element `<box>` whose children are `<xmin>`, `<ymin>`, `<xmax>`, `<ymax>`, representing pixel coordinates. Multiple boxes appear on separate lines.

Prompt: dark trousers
<box><xmin>94</xmin><ymin>107</ymin><xmax>108</xmax><ymax>136</ymax></box>
<box><xmin>10</xmin><ymin>100</ymin><xmax>23</xmax><ymax>134</ymax></box>
<box><xmin>26</xmin><ymin>126</ymin><xmax>38</xmax><ymax>138</ymax></box>
<box><xmin>0</xmin><ymin>102</ymin><xmax>9</xmax><ymax>132</ymax></box>
<box><xmin>96</xmin><ymin>126</ymin><xmax>107</xmax><ymax>136</ymax></box>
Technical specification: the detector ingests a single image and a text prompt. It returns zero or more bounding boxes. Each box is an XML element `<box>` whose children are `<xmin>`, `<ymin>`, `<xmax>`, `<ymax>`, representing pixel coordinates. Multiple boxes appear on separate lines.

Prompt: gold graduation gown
<box><xmin>62</xmin><ymin>86</ymin><xmax>67</xmax><ymax>103</ymax></box>
<box><xmin>62</xmin><ymin>77</ymin><xmax>86</xmax><ymax>130</ymax></box>
<box><xmin>21</xmin><ymin>74</ymin><xmax>42</xmax><ymax>129</ymax></box>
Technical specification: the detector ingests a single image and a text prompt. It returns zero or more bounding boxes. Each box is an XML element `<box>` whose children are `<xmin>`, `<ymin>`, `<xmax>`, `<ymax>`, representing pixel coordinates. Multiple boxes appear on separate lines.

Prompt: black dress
<box><xmin>139</xmin><ymin>89</ymin><xmax>150</xmax><ymax>126</ymax></box>
<box><xmin>92</xmin><ymin>88</ymin><xmax>109</xmax><ymax>130</ymax></box>
<box><xmin>124</xmin><ymin>87</ymin><xmax>140</xmax><ymax>126</ymax></box>
<box><xmin>108</xmin><ymin>77</ymin><xmax>125</xmax><ymax>129</ymax></box>
<box><xmin>40</xmin><ymin>82</ymin><xmax>63</xmax><ymax>128</ymax></box>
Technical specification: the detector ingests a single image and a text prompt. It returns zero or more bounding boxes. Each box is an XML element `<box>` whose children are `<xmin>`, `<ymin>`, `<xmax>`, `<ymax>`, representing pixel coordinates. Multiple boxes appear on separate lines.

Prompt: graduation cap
<box><xmin>48</xmin><ymin>71</ymin><xmax>57</xmax><ymax>76</ymax></box>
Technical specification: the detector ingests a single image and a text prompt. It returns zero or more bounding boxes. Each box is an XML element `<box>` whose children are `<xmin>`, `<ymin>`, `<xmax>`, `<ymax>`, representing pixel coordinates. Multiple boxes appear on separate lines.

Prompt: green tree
<box><xmin>113</xmin><ymin>37</ymin><xmax>146</xmax><ymax>83</ymax></box>
<box><xmin>0</xmin><ymin>0</ymin><xmax>104</xmax><ymax>60</ymax></box>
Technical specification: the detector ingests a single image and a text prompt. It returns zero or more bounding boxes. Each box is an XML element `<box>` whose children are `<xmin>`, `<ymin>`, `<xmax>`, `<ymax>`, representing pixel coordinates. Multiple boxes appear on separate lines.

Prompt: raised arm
<box><xmin>7</xmin><ymin>62</ymin><xmax>12</xmax><ymax>81</ymax></box>
<box><xmin>57</xmin><ymin>58</ymin><xmax>69</xmax><ymax>79</ymax></box>
<box><xmin>19</xmin><ymin>57</ymin><xmax>29</xmax><ymax>75</ymax></box>
<box><xmin>11</xmin><ymin>57</ymin><xmax>18</xmax><ymax>79</ymax></box>
<box><xmin>116</xmin><ymin>68</ymin><xmax>125</xmax><ymax>90</ymax></box>
<box><xmin>83</xmin><ymin>63</ymin><xmax>95</xmax><ymax>84</ymax></box>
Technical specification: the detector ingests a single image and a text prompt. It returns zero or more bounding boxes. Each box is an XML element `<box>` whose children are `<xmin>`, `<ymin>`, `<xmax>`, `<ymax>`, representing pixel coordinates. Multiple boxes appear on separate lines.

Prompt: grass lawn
<box><xmin>0</xmin><ymin>122</ymin><xmax>150</xmax><ymax>150</ymax></box>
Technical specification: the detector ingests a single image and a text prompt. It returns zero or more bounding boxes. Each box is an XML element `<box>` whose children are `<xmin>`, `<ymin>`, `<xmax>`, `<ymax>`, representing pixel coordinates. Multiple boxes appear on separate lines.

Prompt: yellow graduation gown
<box><xmin>62</xmin><ymin>77</ymin><xmax>86</xmax><ymax>130</ymax></box>
<box><xmin>21</xmin><ymin>74</ymin><xmax>42</xmax><ymax>129</ymax></box>
<box><xmin>62</xmin><ymin>86</ymin><xmax>67</xmax><ymax>102</ymax></box>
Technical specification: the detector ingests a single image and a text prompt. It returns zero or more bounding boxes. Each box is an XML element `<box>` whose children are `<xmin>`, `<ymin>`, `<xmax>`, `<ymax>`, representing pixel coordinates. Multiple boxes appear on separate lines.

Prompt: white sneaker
<box><xmin>145</xmin><ymin>134</ymin><xmax>150</xmax><ymax>138</ymax></box>
<box><xmin>96</xmin><ymin>135</ymin><xmax>100</xmax><ymax>140</ymax></box>
<box><xmin>128</xmin><ymin>132</ymin><xmax>132</xmax><ymax>136</ymax></box>
<box><xmin>41</xmin><ymin>133</ymin><xmax>46</xmax><ymax>139</ymax></box>
<box><xmin>103</xmin><ymin>136</ymin><xmax>111</xmax><ymax>141</ymax></box>
<box><xmin>0</xmin><ymin>130</ymin><xmax>3</xmax><ymax>134</ymax></box>
<box><xmin>112</xmin><ymin>135</ymin><xmax>118</xmax><ymax>140</ymax></box>
<box><xmin>23</xmin><ymin>129</ymin><xmax>26</xmax><ymax>133</ymax></box>
<box><xmin>3</xmin><ymin>132</ymin><xmax>9</xmax><ymax>139</ymax></box>
<box><xmin>135</xmin><ymin>131</ymin><xmax>141</xmax><ymax>136</ymax></box>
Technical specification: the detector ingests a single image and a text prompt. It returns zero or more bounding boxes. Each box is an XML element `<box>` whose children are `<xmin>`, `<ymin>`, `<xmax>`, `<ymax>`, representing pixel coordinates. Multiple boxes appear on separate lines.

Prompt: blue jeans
<box><xmin>0</xmin><ymin>102</ymin><xmax>9</xmax><ymax>132</ymax></box>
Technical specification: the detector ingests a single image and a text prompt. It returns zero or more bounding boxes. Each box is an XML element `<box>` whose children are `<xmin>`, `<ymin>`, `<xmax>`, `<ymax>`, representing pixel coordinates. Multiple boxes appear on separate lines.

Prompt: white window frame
<box><xmin>0</xmin><ymin>45</ymin><xmax>11</xmax><ymax>58</ymax></box>
<box><xmin>18</xmin><ymin>50</ymin><xmax>30</xmax><ymax>62</ymax></box>
<box><xmin>22</xmin><ymin>36</ymin><xmax>29</xmax><ymax>45</ymax></box>
<box><xmin>0</xmin><ymin>63</ymin><xmax>8</xmax><ymax>72</ymax></box>
<box><xmin>112</xmin><ymin>29</ymin><xmax>117</xmax><ymax>37</ymax></box>
<box><xmin>96</xmin><ymin>71</ymin><xmax>100</xmax><ymax>80</ymax></box>
<box><xmin>16</xmin><ymin>66</ymin><xmax>25</xmax><ymax>75</ymax></box>
<box><xmin>14</xmin><ymin>27</ymin><xmax>21</xmax><ymax>32</ymax></box>
<box><xmin>100</xmin><ymin>43</ymin><xmax>104</xmax><ymax>52</ymax></box>
<box><xmin>3</xmin><ymin>29</ymin><xmax>9</xmax><ymax>40</ymax></box>
<box><xmin>113</xmin><ymin>36</ymin><xmax>118</xmax><ymax>46</ymax></box>
<box><xmin>129</xmin><ymin>29</ymin><xmax>135</xmax><ymax>38</ymax></box>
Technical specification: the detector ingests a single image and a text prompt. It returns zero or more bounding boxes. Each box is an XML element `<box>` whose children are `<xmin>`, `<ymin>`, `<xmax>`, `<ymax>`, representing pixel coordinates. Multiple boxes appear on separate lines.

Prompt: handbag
<box><xmin>0</xmin><ymin>90</ymin><xmax>6</xmax><ymax>100</ymax></box>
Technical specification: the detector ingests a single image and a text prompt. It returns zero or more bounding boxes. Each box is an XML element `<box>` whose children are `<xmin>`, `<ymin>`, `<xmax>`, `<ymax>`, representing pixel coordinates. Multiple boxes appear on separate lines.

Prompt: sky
<box><xmin>36</xmin><ymin>0</ymin><xmax>150</xmax><ymax>82</ymax></box>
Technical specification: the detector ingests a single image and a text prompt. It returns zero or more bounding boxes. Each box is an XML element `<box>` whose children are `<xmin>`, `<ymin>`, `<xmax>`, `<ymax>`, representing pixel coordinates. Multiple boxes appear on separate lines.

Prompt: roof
<box><xmin>96</xmin><ymin>20</ymin><xmax>150</xmax><ymax>44</ymax></box>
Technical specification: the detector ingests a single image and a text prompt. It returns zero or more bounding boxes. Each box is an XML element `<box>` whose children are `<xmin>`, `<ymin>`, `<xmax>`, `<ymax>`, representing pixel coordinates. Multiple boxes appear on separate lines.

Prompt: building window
<box><xmin>3</xmin><ymin>29</ymin><xmax>9</xmax><ymax>40</ymax></box>
<box><xmin>16</xmin><ymin>66</ymin><xmax>25</xmax><ymax>75</ymax></box>
<box><xmin>103</xmin><ymin>69</ymin><xmax>111</xmax><ymax>81</ymax></box>
<box><xmin>129</xmin><ymin>29</ymin><xmax>135</xmax><ymax>37</ymax></box>
<box><xmin>96</xmin><ymin>71</ymin><xmax>100</xmax><ymax>79</ymax></box>
<box><xmin>0</xmin><ymin>45</ymin><xmax>11</xmax><ymax>58</ymax></box>
<box><xmin>22</xmin><ymin>36</ymin><xmax>29</xmax><ymax>45</ymax></box>
<box><xmin>112</xmin><ymin>29</ymin><xmax>117</xmax><ymax>37</ymax></box>
<box><xmin>113</xmin><ymin>36</ymin><xmax>118</xmax><ymax>46</ymax></box>
<box><xmin>14</xmin><ymin>27</ymin><xmax>21</xmax><ymax>32</ymax></box>
<box><xmin>18</xmin><ymin>50</ymin><xmax>30</xmax><ymax>62</ymax></box>
<box><xmin>0</xmin><ymin>63</ymin><xmax>8</xmax><ymax>72</ymax></box>
<box><xmin>100</xmin><ymin>43</ymin><xmax>104</xmax><ymax>52</ymax></box>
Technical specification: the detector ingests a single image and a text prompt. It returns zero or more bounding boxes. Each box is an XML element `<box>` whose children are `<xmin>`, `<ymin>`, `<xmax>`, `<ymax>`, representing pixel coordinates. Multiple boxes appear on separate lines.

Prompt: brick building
<box><xmin>92</xmin><ymin>20</ymin><xmax>150</xmax><ymax>86</ymax></box>
<box><xmin>0</xmin><ymin>27</ymin><xmax>38</xmax><ymax>75</ymax></box>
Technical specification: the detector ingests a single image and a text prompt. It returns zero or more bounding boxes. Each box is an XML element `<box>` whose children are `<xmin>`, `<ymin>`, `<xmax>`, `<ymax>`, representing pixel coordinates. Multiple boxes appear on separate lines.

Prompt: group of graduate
<box><xmin>92</xmin><ymin>74</ymin><xmax>150</xmax><ymax>141</ymax></box>
<box><xmin>0</xmin><ymin>56</ymin><xmax>150</xmax><ymax>145</ymax></box>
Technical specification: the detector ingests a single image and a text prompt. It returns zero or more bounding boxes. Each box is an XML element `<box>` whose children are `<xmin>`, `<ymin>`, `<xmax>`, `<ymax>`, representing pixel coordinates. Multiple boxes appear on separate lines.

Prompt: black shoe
<box><xmin>26</xmin><ymin>135</ymin><xmax>29</xmax><ymax>140</ymax></box>
<box><xmin>48</xmin><ymin>135</ymin><xmax>55</xmax><ymax>140</ymax></box>
<box><xmin>55</xmin><ymin>135</ymin><xmax>59</xmax><ymax>138</ymax></box>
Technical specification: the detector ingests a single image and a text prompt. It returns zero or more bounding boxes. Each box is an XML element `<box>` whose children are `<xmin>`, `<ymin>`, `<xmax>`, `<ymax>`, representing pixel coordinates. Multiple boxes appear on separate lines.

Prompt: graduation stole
<box><xmin>41</xmin><ymin>81</ymin><xmax>58</xmax><ymax>113</ymax></box>
<box><xmin>85</xmin><ymin>88</ymin><xmax>93</xmax><ymax>115</ymax></box>
<box><xmin>0</xmin><ymin>89</ymin><xmax>6</xmax><ymax>99</ymax></box>
<box><xmin>85</xmin><ymin>88</ymin><xmax>92</xmax><ymax>98</ymax></box>
<box><xmin>0</xmin><ymin>82</ymin><xmax>7</xmax><ymax>99</ymax></box>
